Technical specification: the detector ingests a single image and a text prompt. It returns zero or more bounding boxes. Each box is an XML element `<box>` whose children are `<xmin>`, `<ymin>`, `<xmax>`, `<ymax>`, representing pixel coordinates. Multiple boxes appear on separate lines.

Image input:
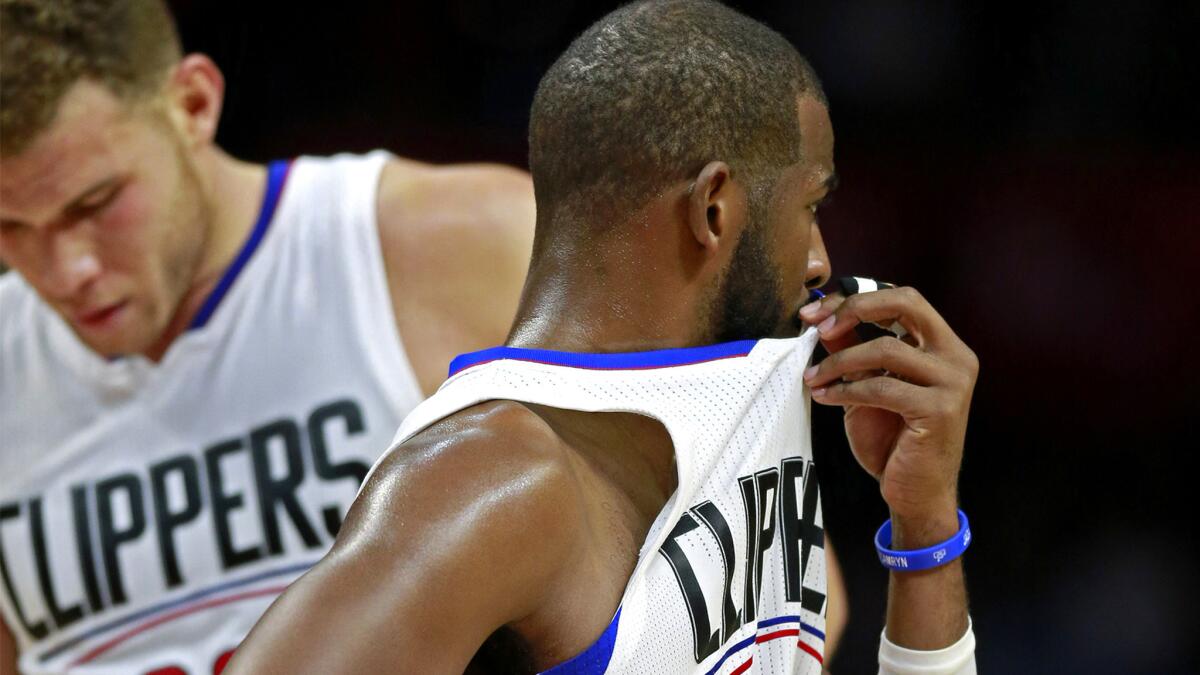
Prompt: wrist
<box><xmin>876</xmin><ymin>509</ymin><xmax>971</xmax><ymax>573</ymax></box>
<box><xmin>889</xmin><ymin>503</ymin><xmax>959</xmax><ymax>550</ymax></box>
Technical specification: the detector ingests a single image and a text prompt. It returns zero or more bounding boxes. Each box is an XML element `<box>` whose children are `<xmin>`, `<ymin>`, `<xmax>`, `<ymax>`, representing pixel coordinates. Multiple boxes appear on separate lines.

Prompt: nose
<box><xmin>45</xmin><ymin>227</ymin><xmax>102</xmax><ymax>300</ymax></box>
<box><xmin>804</xmin><ymin>223</ymin><xmax>831</xmax><ymax>290</ymax></box>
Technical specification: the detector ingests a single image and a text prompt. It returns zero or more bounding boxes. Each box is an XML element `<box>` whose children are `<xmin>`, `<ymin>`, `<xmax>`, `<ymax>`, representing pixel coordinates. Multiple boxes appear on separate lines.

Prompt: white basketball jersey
<box><xmin>0</xmin><ymin>151</ymin><xmax>424</xmax><ymax>674</ymax></box>
<box><xmin>381</xmin><ymin>330</ymin><xmax>828</xmax><ymax>674</ymax></box>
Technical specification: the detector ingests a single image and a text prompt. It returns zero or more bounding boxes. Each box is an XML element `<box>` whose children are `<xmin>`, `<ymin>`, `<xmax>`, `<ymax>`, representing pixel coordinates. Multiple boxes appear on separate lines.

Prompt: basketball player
<box><xmin>0</xmin><ymin>0</ymin><xmax>538</xmax><ymax>672</ymax></box>
<box><xmin>226</xmin><ymin>2</ymin><xmax>978</xmax><ymax>673</ymax></box>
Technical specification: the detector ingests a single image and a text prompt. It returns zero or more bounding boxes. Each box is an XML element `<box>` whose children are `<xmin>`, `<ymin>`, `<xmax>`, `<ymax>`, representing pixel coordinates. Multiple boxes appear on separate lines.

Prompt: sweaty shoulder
<box><xmin>228</xmin><ymin>400</ymin><xmax>591</xmax><ymax>672</ymax></box>
<box><xmin>348</xmin><ymin>399</ymin><xmax>587</xmax><ymax>583</ymax></box>
<box><xmin>358</xmin><ymin>399</ymin><xmax>580</xmax><ymax>527</ymax></box>
<box><xmin>374</xmin><ymin>159</ymin><xmax>536</xmax><ymax>395</ymax></box>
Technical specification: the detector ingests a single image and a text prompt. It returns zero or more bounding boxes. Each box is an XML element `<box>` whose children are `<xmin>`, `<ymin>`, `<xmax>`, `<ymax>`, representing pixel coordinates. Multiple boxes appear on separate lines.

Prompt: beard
<box><xmin>133</xmin><ymin>136</ymin><xmax>212</xmax><ymax>354</ymax></box>
<box><xmin>706</xmin><ymin>196</ymin><xmax>788</xmax><ymax>344</ymax></box>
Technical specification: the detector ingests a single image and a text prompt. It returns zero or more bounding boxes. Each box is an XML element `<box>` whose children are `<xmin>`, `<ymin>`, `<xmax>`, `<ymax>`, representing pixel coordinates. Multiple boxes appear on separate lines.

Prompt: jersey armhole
<box><xmin>347</xmin><ymin>150</ymin><xmax>426</xmax><ymax>414</ymax></box>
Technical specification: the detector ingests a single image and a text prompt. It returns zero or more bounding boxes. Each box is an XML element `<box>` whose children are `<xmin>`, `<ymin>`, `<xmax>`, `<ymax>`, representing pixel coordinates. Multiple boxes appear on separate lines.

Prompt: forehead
<box><xmin>794</xmin><ymin>95</ymin><xmax>834</xmax><ymax>188</ymax></box>
<box><xmin>796</xmin><ymin>97</ymin><xmax>835</xmax><ymax>170</ymax></box>
<box><xmin>0</xmin><ymin>81</ymin><xmax>142</xmax><ymax>219</ymax></box>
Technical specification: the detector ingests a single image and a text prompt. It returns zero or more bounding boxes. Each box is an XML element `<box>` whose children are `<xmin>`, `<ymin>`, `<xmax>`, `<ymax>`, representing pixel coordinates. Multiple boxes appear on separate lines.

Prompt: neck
<box><xmin>142</xmin><ymin>149</ymin><xmax>267</xmax><ymax>361</ymax></box>
<box><xmin>506</xmin><ymin>245</ymin><xmax>708</xmax><ymax>354</ymax></box>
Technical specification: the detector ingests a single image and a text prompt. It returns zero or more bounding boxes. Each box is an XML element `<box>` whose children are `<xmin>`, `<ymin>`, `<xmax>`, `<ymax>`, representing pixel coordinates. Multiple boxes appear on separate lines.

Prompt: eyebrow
<box><xmin>0</xmin><ymin>178</ymin><xmax>119</xmax><ymax>231</ymax></box>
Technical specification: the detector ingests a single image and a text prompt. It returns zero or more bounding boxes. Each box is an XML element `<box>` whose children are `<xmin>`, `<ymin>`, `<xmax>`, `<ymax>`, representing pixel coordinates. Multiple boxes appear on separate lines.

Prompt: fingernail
<box><xmin>817</xmin><ymin>314</ymin><xmax>837</xmax><ymax>335</ymax></box>
<box><xmin>799</xmin><ymin>301</ymin><xmax>821</xmax><ymax>318</ymax></box>
<box><xmin>804</xmin><ymin>365</ymin><xmax>818</xmax><ymax>381</ymax></box>
<box><xmin>812</xmin><ymin>387</ymin><xmax>827</xmax><ymax>398</ymax></box>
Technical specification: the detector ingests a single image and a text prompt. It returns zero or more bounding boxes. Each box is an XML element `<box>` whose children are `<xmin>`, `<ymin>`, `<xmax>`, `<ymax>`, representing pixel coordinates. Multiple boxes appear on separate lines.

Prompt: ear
<box><xmin>687</xmin><ymin>161</ymin><xmax>746</xmax><ymax>254</ymax></box>
<box><xmin>163</xmin><ymin>54</ymin><xmax>225</xmax><ymax>149</ymax></box>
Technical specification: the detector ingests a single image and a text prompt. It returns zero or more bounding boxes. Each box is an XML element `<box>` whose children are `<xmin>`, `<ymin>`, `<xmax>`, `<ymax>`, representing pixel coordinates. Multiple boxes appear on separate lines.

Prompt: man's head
<box><xmin>0</xmin><ymin>0</ymin><xmax>225</xmax><ymax>357</ymax></box>
<box><xmin>528</xmin><ymin>0</ymin><xmax>835</xmax><ymax>343</ymax></box>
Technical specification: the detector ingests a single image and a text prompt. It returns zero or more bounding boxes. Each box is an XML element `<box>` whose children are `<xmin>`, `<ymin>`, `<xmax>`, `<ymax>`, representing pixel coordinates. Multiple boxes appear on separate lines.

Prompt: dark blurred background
<box><xmin>172</xmin><ymin>1</ymin><xmax>1199</xmax><ymax>672</ymax></box>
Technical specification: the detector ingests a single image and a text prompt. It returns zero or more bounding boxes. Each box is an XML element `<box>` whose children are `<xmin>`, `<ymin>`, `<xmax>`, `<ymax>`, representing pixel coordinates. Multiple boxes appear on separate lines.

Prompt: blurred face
<box><xmin>710</xmin><ymin>95</ymin><xmax>835</xmax><ymax>341</ymax></box>
<box><xmin>0</xmin><ymin>80</ymin><xmax>209</xmax><ymax>357</ymax></box>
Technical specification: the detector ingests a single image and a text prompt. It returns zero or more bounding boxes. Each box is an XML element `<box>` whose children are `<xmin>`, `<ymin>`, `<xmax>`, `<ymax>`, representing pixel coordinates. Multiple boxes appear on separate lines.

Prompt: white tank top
<box><xmin>0</xmin><ymin>151</ymin><xmax>423</xmax><ymax>674</ymax></box>
<box><xmin>379</xmin><ymin>331</ymin><xmax>829</xmax><ymax>674</ymax></box>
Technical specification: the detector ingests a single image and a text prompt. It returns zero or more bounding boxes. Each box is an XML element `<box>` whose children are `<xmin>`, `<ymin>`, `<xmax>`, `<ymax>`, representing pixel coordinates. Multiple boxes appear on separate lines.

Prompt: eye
<box><xmin>809</xmin><ymin>192</ymin><xmax>833</xmax><ymax>221</ymax></box>
<box><xmin>68</xmin><ymin>183</ymin><xmax>124</xmax><ymax>221</ymax></box>
<box><xmin>78</xmin><ymin>185</ymin><xmax>121</xmax><ymax>212</ymax></box>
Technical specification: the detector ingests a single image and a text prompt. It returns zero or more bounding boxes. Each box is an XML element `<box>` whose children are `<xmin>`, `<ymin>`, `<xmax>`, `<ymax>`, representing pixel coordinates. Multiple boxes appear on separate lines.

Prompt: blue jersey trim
<box><xmin>448</xmin><ymin>339</ymin><xmax>759</xmax><ymax>378</ymax></box>
<box><xmin>188</xmin><ymin>159</ymin><xmax>293</xmax><ymax>330</ymax></box>
<box><xmin>539</xmin><ymin>607</ymin><xmax>621</xmax><ymax>675</ymax></box>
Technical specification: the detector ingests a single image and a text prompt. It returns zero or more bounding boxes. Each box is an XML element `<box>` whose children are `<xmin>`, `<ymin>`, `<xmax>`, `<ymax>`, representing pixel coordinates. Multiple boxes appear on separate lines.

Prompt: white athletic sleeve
<box><xmin>878</xmin><ymin>618</ymin><xmax>977</xmax><ymax>675</ymax></box>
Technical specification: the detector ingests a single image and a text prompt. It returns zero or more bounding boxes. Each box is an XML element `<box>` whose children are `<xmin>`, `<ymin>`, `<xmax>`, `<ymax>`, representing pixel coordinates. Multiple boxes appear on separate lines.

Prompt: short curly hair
<box><xmin>529</xmin><ymin>0</ymin><xmax>825</xmax><ymax>239</ymax></box>
<box><xmin>0</xmin><ymin>0</ymin><xmax>181</xmax><ymax>155</ymax></box>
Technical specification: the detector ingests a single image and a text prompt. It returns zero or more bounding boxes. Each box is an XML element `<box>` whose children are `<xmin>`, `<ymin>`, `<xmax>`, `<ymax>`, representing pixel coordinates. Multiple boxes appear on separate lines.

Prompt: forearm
<box><xmin>884</xmin><ymin>506</ymin><xmax>969</xmax><ymax>648</ymax></box>
<box><xmin>878</xmin><ymin>505</ymin><xmax>976</xmax><ymax>675</ymax></box>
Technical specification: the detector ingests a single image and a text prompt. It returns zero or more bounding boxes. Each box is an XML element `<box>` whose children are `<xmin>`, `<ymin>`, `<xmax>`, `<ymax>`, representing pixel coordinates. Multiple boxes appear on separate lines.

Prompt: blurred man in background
<box><xmin>0</xmin><ymin>0</ymin><xmax>533</xmax><ymax>671</ymax></box>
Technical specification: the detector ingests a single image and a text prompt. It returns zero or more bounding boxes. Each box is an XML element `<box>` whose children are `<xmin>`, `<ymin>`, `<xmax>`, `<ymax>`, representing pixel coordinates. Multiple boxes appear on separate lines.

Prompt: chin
<box><xmin>78</xmin><ymin>334</ymin><xmax>137</xmax><ymax>359</ymax></box>
<box><xmin>786</xmin><ymin>311</ymin><xmax>808</xmax><ymax>336</ymax></box>
<box><xmin>766</xmin><ymin>324</ymin><xmax>803</xmax><ymax>340</ymax></box>
<box><xmin>73</xmin><ymin>320</ymin><xmax>157</xmax><ymax>359</ymax></box>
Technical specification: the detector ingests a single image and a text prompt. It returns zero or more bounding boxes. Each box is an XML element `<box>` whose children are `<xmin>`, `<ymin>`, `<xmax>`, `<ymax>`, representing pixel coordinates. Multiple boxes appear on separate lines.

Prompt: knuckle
<box><xmin>898</xmin><ymin>285</ymin><xmax>922</xmax><ymax>303</ymax></box>
<box><xmin>932</xmin><ymin>394</ymin><xmax>960</xmax><ymax>420</ymax></box>
<box><xmin>877</xmin><ymin>335</ymin><xmax>906</xmax><ymax>359</ymax></box>
<box><xmin>963</xmin><ymin>347</ymin><xmax>980</xmax><ymax>377</ymax></box>
<box><xmin>869</xmin><ymin>377</ymin><xmax>893</xmax><ymax>398</ymax></box>
<box><xmin>949</xmin><ymin>369</ymin><xmax>973</xmax><ymax>392</ymax></box>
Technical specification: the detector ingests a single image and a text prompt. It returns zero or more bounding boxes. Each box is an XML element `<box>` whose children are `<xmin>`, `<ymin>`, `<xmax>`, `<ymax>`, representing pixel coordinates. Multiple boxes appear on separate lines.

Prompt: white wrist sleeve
<box><xmin>878</xmin><ymin>618</ymin><xmax>977</xmax><ymax>675</ymax></box>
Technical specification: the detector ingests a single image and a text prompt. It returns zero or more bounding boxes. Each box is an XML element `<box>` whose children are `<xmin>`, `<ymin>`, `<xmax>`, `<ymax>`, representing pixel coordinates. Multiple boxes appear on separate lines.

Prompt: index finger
<box><xmin>799</xmin><ymin>276</ymin><xmax>896</xmax><ymax>326</ymax></box>
<box><xmin>799</xmin><ymin>291</ymin><xmax>861</xmax><ymax>355</ymax></box>
<box><xmin>817</xmin><ymin>286</ymin><xmax>955</xmax><ymax>352</ymax></box>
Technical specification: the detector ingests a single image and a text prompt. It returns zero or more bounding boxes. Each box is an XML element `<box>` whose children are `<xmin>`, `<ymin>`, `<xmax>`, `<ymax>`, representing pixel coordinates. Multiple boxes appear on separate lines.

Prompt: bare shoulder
<box><xmin>374</xmin><ymin>157</ymin><xmax>536</xmax><ymax>395</ymax></box>
<box><xmin>375</xmin><ymin>157</ymin><xmax>535</xmax><ymax>259</ymax></box>
<box><xmin>228</xmin><ymin>400</ymin><xmax>589</xmax><ymax>673</ymax></box>
<box><xmin>344</xmin><ymin>399</ymin><xmax>585</xmax><ymax>562</ymax></box>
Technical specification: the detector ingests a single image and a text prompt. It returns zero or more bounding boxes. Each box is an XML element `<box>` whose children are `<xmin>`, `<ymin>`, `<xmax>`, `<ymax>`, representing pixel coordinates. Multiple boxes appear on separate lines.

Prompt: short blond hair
<box><xmin>0</xmin><ymin>0</ymin><xmax>181</xmax><ymax>155</ymax></box>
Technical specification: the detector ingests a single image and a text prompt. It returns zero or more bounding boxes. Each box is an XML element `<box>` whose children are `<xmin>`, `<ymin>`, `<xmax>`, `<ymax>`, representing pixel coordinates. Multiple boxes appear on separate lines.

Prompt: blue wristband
<box><xmin>875</xmin><ymin>510</ymin><xmax>971</xmax><ymax>572</ymax></box>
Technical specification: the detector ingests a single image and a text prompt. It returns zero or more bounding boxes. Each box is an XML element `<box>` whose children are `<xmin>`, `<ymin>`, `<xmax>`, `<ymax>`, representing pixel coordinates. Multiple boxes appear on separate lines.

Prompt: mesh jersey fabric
<box><xmin>373</xmin><ymin>330</ymin><xmax>829</xmax><ymax>674</ymax></box>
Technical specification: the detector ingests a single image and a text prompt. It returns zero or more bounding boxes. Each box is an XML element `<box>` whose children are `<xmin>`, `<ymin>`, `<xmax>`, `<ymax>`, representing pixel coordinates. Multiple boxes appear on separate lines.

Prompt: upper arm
<box><xmin>227</xmin><ymin>404</ymin><xmax>583</xmax><ymax>674</ymax></box>
<box><xmin>376</xmin><ymin>160</ymin><xmax>536</xmax><ymax>394</ymax></box>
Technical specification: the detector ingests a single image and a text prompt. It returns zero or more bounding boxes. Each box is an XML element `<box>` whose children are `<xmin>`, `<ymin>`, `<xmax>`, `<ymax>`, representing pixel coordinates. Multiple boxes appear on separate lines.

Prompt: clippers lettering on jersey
<box><xmin>659</xmin><ymin>457</ymin><xmax>826</xmax><ymax>663</ymax></box>
<box><xmin>0</xmin><ymin>398</ymin><xmax>370</xmax><ymax>640</ymax></box>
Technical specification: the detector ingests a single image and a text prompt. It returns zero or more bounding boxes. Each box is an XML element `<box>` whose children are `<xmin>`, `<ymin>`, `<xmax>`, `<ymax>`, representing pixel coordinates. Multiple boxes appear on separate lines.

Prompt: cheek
<box><xmin>0</xmin><ymin>230</ymin><xmax>37</xmax><ymax>269</ymax></box>
<box><xmin>768</xmin><ymin>208</ymin><xmax>813</xmax><ymax>263</ymax></box>
<box><xmin>89</xmin><ymin>186</ymin><xmax>160</xmax><ymax>277</ymax></box>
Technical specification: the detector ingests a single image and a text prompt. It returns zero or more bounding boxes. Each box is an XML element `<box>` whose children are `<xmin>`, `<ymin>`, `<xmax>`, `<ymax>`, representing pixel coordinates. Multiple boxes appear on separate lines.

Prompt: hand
<box><xmin>799</xmin><ymin>287</ymin><xmax>978</xmax><ymax>526</ymax></box>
